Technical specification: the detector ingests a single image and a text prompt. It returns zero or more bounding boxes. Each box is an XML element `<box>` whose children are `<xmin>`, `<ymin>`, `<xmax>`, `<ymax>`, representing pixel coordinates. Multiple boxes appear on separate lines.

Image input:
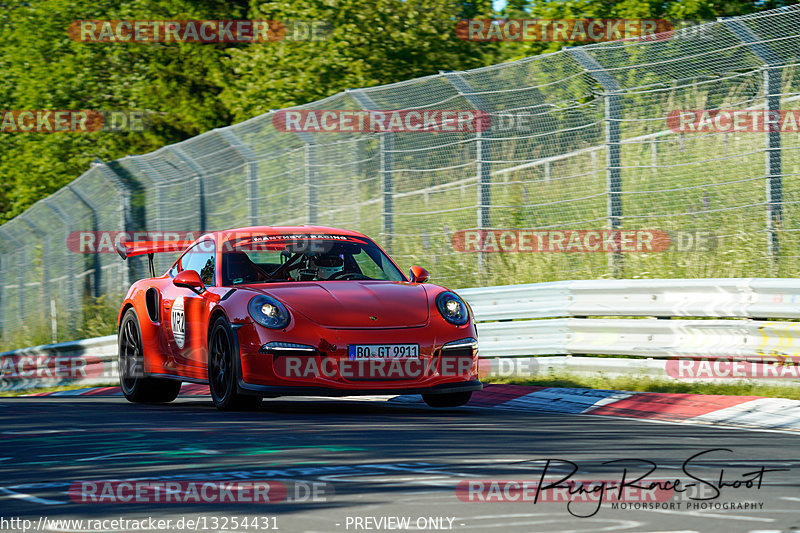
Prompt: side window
<box><xmin>168</xmin><ymin>260</ymin><xmax>180</xmax><ymax>278</ymax></box>
<box><xmin>180</xmin><ymin>241</ymin><xmax>216</xmax><ymax>286</ymax></box>
<box><xmin>352</xmin><ymin>248</ymin><xmax>384</xmax><ymax>280</ymax></box>
<box><xmin>168</xmin><ymin>253</ymin><xmax>186</xmax><ymax>278</ymax></box>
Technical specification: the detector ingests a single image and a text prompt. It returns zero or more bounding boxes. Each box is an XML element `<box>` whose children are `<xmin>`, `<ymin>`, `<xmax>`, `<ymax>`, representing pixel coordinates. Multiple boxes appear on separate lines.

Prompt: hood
<box><xmin>252</xmin><ymin>281</ymin><xmax>430</xmax><ymax>328</ymax></box>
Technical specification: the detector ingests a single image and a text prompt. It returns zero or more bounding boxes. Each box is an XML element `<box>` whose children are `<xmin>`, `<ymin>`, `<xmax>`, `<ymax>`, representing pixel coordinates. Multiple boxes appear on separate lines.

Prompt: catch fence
<box><xmin>3</xmin><ymin>7</ymin><xmax>800</xmax><ymax>347</ymax></box>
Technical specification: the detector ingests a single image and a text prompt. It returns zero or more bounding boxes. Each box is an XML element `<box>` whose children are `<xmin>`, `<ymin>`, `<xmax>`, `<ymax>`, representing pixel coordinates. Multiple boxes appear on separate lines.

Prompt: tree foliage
<box><xmin>218</xmin><ymin>0</ymin><xmax>494</xmax><ymax>121</ymax></box>
<box><xmin>0</xmin><ymin>0</ymin><xmax>793</xmax><ymax>221</ymax></box>
<box><xmin>0</xmin><ymin>0</ymin><xmax>247</xmax><ymax>221</ymax></box>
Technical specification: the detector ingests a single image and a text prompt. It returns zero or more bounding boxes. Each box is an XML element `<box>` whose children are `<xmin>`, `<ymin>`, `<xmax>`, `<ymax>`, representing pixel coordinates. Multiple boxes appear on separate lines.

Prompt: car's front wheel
<box><xmin>422</xmin><ymin>391</ymin><xmax>472</xmax><ymax>408</ymax></box>
<box><xmin>119</xmin><ymin>308</ymin><xmax>181</xmax><ymax>403</ymax></box>
<box><xmin>208</xmin><ymin>316</ymin><xmax>262</xmax><ymax>411</ymax></box>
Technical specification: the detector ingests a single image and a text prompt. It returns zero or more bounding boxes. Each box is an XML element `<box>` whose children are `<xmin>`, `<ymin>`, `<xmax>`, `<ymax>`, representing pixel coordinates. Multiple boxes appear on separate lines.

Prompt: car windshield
<box><xmin>221</xmin><ymin>235</ymin><xmax>405</xmax><ymax>285</ymax></box>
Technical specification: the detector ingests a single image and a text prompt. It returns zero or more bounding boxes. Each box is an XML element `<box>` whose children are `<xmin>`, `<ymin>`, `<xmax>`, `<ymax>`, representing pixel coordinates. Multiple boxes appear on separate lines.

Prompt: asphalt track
<box><xmin>1</xmin><ymin>395</ymin><xmax>800</xmax><ymax>533</ymax></box>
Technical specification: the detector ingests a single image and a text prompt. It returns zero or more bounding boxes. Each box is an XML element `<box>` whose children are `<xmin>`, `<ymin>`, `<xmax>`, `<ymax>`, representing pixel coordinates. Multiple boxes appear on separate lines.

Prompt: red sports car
<box><xmin>116</xmin><ymin>226</ymin><xmax>481</xmax><ymax>410</ymax></box>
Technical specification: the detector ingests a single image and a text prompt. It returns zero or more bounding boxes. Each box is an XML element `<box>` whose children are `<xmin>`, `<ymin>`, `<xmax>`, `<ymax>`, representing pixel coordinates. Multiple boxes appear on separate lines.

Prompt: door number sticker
<box><xmin>171</xmin><ymin>295</ymin><xmax>185</xmax><ymax>348</ymax></box>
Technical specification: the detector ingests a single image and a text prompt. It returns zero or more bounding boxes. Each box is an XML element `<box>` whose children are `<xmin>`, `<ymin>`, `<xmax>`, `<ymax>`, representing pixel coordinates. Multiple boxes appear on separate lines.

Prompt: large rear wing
<box><xmin>116</xmin><ymin>240</ymin><xmax>194</xmax><ymax>278</ymax></box>
<box><xmin>115</xmin><ymin>240</ymin><xmax>194</xmax><ymax>260</ymax></box>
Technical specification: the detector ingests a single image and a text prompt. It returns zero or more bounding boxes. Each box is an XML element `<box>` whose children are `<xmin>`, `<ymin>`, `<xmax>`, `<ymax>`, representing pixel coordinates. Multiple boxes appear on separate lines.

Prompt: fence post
<box><xmin>0</xmin><ymin>231</ymin><xmax>16</xmax><ymax>342</ymax></box>
<box><xmin>378</xmin><ymin>135</ymin><xmax>393</xmax><ymax>252</ymax></box>
<box><xmin>44</xmin><ymin>198</ymin><xmax>77</xmax><ymax>334</ymax></box>
<box><xmin>67</xmin><ymin>184</ymin><xmax>101</xmax><ymax>300</ymax></box>
<box><xmin>723</xmin><ymin>18</ymin><xmax>783</xmax><ymax>273</ymax></box>
<box><xmin>282</xmin><ymin>129</ymin><xmax>318</xmax><ymax>226</ymax></box>
<box><xmin>131</xmin><ymin>158</ymin><xmax>163</xmax><ymax>234</ymax></box>
<box><xmin>6</xmin><ymin>224</ymin><xmax>34</xmax><ymax>337</ymax></box>
<box><xmin>16</xmin><ymin>235</ymin><xmax>25</xmax><ymax>334</ymax></box>
<box><xmin>303</xmin><ymin>142</ymin><xmax>318</xmax><ymax>225</ymax></box>
<box><xmin>168</xmin><ymin>147</ymin><xmax>207</xmax><ymax>233</ymax></box>
<box><xmin>0</xmin><ymin>232</ymin><xmax>13</xmax><ymax>342</ymax></box>
<box><xmin>0</xmin><ymin>228</ymin><xmax>26</xmax><ymax>337</ymax></box>
<box><xmin>349</xmin><ymin>136</ymin><xmax>362</xmax><ymax>228</ymax></box>
<box><xmin>217</xmin><ymin>128</ymin><xmax>261</xmax><ymax>226</ymax></box>
<box><xmin>16</xmin><ymin>220</ymin><xmax>51</xmax><ymax>340</ymax></box>
<box><xmin>442</xmin><ymin>72</ymin><xmax>493</xmax><ymax>277</ymax></box>
<box><xmin>567</xmin><ymin>48</ymin><xmax>623</xmax><ymax>277</ymax></box>
<box><xmin>348</xmin><ymin>89</ymin><xmax>394</xmax><ymax>254</ymax></box>
<box><xmin>93</xmin><ymin>158</ymin><xmax>134</xmax><ymax>287</ymax></box>
<box><xmin>0</xmin><ymin>254</ymin><xmax>3</xmax><ymax>340</ymax></box>
<box><xmin>650</xmin><ymin>139</ymin><xmax>658</xmax><ymax>178</ymax></box>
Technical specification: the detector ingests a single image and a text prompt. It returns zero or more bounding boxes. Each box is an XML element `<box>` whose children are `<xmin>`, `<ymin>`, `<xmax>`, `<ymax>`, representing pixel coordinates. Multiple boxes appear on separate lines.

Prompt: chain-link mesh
<box><xmin>2</xmin><ymin>7</ymin><xmax>800</xmax><ymax>348</ymax></box>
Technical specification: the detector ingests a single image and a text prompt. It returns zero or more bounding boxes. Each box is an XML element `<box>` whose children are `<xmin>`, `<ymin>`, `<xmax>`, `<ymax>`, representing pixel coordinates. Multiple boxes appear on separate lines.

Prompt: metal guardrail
<box><xmin>3</xmin><ymin>278</ymin><xmax>800</xmax><ymax>391</ymax></box>
<box><xmin>0</xmin><ymin>335</ymin><xmax>117</xmax><ymax>391</ymax></box>
<box><xmin>462</xmin><ymin>278</ymin><xmax>800</xmax><ymax>359</ymax></box>
<box><xmin>475</xmin><ymin>318</ymin><xmax>800</xmax><ymax>359</ymax></box>
<box><xmin>461</xmin><ymin>278</ymin><xmax>800</xmax><ymax>320</ymax></box>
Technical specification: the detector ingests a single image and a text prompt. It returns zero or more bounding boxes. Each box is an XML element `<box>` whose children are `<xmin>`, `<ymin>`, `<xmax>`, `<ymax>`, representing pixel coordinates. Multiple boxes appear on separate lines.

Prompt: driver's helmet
<box><xmin>310</xmin><ymin>254</ymin><xmax>344</xmax><ymax>279</ymax></box>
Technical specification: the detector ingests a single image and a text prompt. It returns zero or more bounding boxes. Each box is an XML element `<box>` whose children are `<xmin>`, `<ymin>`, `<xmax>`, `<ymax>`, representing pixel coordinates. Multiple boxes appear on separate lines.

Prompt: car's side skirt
<box><xmin>146</xmin><ymin>372</ymin><xmax>208</xmax><ymax>385</ymax></box>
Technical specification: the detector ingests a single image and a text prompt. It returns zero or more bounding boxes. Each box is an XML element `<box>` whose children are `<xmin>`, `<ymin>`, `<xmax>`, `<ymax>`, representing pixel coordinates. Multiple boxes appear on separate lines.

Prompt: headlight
<box><xmin>436</xmin><ymin>291</ymin><xmax>469</xmax><ymax>326</ymax></box>
<box><xmin>259</xmin><ymin>341</ymin><xmax>315</xmax><ymax>354</ymax></box>
<box><xmin>248</xmin><ymin>295</ymin><xmax>291</xmax><ymax>329</ymax></box>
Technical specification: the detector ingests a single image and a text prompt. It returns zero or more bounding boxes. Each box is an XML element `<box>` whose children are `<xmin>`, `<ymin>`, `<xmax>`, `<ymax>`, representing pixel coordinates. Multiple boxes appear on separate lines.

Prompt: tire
<box><xmin>118</xmin><ymin>308</ymin><xmax>181</xmax><ymax>403</ymax></box>
<box><xmin>422</xmin><ymin>391</ymin><xmax>472</xmax><ymax>408</ymax></box>
<box><xmin>208</xmin><ymin>316</ymin><xmax>262</xmax><ymax>411</ymax></box>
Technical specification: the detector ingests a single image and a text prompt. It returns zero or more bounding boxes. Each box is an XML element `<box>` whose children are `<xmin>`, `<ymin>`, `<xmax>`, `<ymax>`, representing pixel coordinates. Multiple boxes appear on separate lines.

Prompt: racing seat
<box><xmin>222</xmin><ymin>251</ymin><xmax>263</xmax><ymax>285</ymax></box>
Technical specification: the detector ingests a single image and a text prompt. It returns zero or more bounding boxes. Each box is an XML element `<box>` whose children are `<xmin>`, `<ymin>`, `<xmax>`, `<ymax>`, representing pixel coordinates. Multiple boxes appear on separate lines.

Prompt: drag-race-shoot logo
<box><xmin>171</xmin><ymin>296</ymin><xmax>185</xmax><ymax>349</ymax></box>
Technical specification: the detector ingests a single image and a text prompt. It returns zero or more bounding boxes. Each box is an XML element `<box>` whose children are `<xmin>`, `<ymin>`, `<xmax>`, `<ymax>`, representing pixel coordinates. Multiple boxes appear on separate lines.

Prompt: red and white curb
<box><xmin>24</xmin><ymin>383</ymin><xmax>211</xmax><ymax>397</ymax></box>
<box><xmin>20</xmin><ymin>383</ymin><xmax>800</xmax><ymax>433</ymax></box>
<box><xmin>393</xmin><ymin>385</ymin><xmax>800</xmax><ymax>432</ymax></box>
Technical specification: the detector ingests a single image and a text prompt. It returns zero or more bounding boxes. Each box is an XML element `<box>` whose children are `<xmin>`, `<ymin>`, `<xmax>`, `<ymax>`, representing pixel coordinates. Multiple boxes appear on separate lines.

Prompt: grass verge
<box><xmin>484</xmin><ymin>372</ymin><xmax>800</xmax><ymax>400</ymax></box>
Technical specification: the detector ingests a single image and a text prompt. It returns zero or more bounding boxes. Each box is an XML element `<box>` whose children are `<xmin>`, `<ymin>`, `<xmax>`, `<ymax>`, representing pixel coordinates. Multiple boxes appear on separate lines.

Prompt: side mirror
<box><xmin>173</xmin><ymin>270</ymin><xmax>205</xmax><ymax>294</ymax></box>
<box><xmin>409</xmin><ymin>266</ymin><xmax>429</xmax><ymax>283</ymax></box>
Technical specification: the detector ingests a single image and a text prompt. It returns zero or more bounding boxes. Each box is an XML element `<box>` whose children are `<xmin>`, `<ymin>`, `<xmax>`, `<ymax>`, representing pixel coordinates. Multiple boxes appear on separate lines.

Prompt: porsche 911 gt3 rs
<box><xmin>116</xmin><ymin>226</ymin><xmax>481</xmax><ymax>410</ymax></box>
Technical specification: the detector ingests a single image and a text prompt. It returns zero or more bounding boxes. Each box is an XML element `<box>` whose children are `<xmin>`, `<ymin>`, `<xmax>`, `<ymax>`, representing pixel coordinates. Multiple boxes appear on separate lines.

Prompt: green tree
<box><xmin>0</xmin><ymin>0</ymin><xmax>248</xmax><ymax>222</ymax></box>
<box><xmin>491</xmin><ymin>0</ymin><xmax>800</xmax><ymax>60</ymax></box>
<box><xmin>218</xmin><ymin>0</ymin><xmax>494</xmax><ymax>121</ymax></box>
<box><xmin>0</xmin><ymin>0</ymin><xmax>795</xmax><ymax>222</ymax></box>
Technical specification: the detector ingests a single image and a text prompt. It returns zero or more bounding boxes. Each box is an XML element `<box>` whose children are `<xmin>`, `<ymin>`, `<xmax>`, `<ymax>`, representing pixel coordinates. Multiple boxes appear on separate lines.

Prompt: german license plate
<box><xmin>348</xmin><ymin>344</ymin><xmax>419</xmax><ymax>360</ymax></box>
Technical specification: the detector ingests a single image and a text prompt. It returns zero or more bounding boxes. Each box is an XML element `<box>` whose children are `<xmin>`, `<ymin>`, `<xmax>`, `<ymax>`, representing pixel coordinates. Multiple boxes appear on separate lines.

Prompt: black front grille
<box><xmin>268</xmin><ymin>350</ymin><xmax>318</xmax><ymax>359</ymax></box>
<box><xmin>440</xmin><ymin>346</ymin><xmax>473</xmax><ymax>359</ymax></box>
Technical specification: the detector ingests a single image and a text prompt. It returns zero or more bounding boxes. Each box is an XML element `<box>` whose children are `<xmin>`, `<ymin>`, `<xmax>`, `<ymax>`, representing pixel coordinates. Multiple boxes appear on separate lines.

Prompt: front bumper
<box><xmin>231</xmin><ymin>322</ymin><xmax>480</xmax><ymax>396</ymax></box>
